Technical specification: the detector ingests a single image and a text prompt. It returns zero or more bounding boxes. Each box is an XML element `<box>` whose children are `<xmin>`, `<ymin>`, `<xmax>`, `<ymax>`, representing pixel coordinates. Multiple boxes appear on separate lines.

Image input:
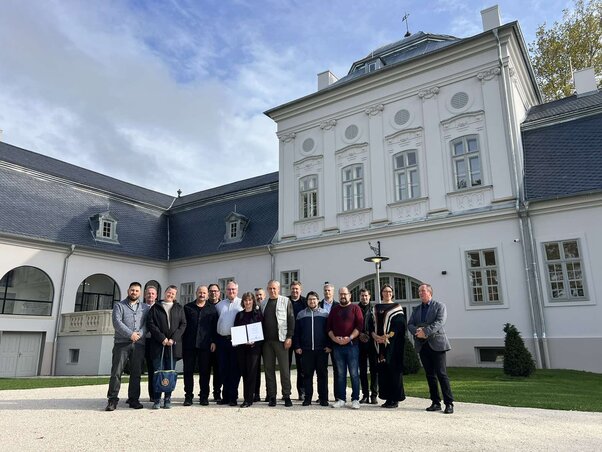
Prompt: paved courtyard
<box><xmin>1</xmin><ymin>374</ymin><xmax>601</xmax><ymax>451</ymax></box>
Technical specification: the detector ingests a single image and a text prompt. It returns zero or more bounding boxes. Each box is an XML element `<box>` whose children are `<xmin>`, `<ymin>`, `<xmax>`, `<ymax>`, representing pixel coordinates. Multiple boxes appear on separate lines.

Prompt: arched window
<box><xmin>75</xmin><ymin>274</ymin><xmax>121</xmax><ymax>311</ymax></box>
<box><xmin>145</xmin><ymin>280</ymin><xmax>162</xmax><ymax>297</ymax></box>
<box><xmin>0</xmin><ymin>266</ymin><xmax>54</xmax><ymax>316</ymax></box>
<box><xmin>348</xmin><ymin>272</ymin><xmax>422</xmax><ymax>308</ymax></box>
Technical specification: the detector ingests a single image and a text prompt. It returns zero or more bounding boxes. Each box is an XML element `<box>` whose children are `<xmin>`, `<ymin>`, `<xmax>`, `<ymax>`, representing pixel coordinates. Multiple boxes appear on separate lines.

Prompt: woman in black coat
<box><xmin>148</xmin><ymin>285</ymin><xmax>187</xmax><ymax>409</ymax></box>
<box><xmin>233</xmin><ymin>292</ymin><xmax>263</xmax><ymax>408</ymax></box>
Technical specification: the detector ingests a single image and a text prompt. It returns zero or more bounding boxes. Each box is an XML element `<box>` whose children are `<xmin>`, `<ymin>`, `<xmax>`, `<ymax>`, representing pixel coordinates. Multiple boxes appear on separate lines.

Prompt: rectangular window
<box><xmin>452</xmin><ymin>136</ymin><xmax>482</xmax><ymax>190</ymax></box>
<box><xmin>229</xmin><ymin>222</ymin><xmax>238</xmax><ymax>239</ymax></box>
<box><xmin>393</xmin><ymin>150</ymin><xmax>420</xmax><ymax>201</ymax></box>
<box><xmin>543</xmin><ymin>239</ymin><xmax>587</xmax><ymax>301</ymax></box>
<box><xmin>68</xmin><ymin>349</ymin><xmax>80</xmax><ymax>364</ymax></box>
<box><xmin>280</xmin><ymin>270</ymin><xmax>299</xmax><ymax>295</ymax></box>
<box><xmin>102</xmin><ymin>221</ymin><xmax>112</xmax><ymax>238</ymax></box>
<box><xmin>466</xmin><ymin>249</ymin><xmax>502</xmax><ymax>305</ymax></box>
<box><xmin>218</xmin><ymin>277</ymin><xmax>235</xmax><ymax>298</ymax></box>
<box><xmin>300</xmin><ymin>175</ymin><xmax>319</xmax><ymax>218</ymax></box>
<box><xmin>342</xmin><ymin>164</ymin><xmax>364</xmax><ymax>211</ymax></box>
<box><xmin>179</xmin><ymin>282</ymin><xmax>195</xmax><ymax>304</ymax></box>
<box><xmin>477</xmin><ymin>347</ymin><xmax>504</xmax><ymax>364</ymax></box>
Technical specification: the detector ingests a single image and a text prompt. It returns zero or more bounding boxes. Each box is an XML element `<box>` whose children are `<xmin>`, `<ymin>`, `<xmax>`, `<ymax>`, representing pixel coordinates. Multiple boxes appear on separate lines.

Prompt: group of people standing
<box><xmin>105</xmin><ymin>279</ymin><xmax>454</xmax><ymax>415</ymax></box>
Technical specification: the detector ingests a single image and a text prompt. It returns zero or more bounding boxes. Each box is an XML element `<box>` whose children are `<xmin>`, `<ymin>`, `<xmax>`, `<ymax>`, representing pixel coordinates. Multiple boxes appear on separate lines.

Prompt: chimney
<box><xmin>574</xmin><ymin>68</ymin><xmax>598</xmax><ymax>96</ymax></box>
<box><xmin>481</xmin><ymin>5</ymin><xmax>501</xmax><ymax>31</ymax></box>
<box><xmin>318</xmin><ymin>70</ymin><xmax>338</xmax><ymax>91</ymax></box>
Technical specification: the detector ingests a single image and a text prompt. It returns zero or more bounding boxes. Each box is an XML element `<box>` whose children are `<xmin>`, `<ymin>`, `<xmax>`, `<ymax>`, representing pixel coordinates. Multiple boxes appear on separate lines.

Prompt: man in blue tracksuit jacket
<box><xmin>293</xmin><ymin>291</ymin><xmax>332</xmax><ymax>406</ymax></box>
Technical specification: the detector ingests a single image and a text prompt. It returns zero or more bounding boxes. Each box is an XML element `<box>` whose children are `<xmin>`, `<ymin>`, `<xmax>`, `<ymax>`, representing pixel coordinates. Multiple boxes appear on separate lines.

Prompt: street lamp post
<box><xmin>364</xmin><ymin>241</ymin><xmax>389</xmax><ymax>302</ymax></box>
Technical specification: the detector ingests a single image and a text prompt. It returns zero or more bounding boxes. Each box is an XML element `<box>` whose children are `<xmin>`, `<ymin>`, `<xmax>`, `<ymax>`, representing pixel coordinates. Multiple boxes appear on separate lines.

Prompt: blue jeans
<box><xmin>332</xmin><ymin>343</ymin><xmax>360</xmax><ymax>402</ymax></box>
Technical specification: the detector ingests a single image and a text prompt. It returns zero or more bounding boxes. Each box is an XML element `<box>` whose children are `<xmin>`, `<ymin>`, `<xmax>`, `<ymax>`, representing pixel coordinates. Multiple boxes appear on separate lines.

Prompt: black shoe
<box><xmin>214</xmin><ymin>396</ymin><xmax>222</xmax><ymax>403</ymax></box>
<box><xmin>426</xmin><ymin>402</ymin><xmax>442</xmax><ymax>412</ymax></box>
<box><xmin>253</xmin><ymin>395</ymin><xmax>261</xmax><ymax>402</ymax></box>
<box><xmin>128</xmin><ymin>400</ymin><xmax>143</xmax><ymax>409</ymax></box>
<box><xmin>216</xmin><ymin>399</ymin><xmax>228</xmax><ymax>405</ymax></box>
<box><xmin>268</xmin><ymin>397</ymin><xmax>277</xmax><ymax>407</ymax></box>
<box><xmin>444</xmin><ymin>404</ymin><xmax>454</xmax><ymax>414</ymax></box>
<box><xmin>297</xmin><ymin>392</ymin><xmax>305</xmax><ymax>401</ymax></box>
<box><xmin>381</xmin><ymin>401</ymin><xmax>391</xmax><ymax>408</ymax></box>
<box><xmin>229</xmin><ymin>400</ymin><xmax>238</xmax><ymax>407</ymax></box>
<box><xmin>359</xmin><ymin>396</ymin><xmax>370</xmax><ymax>404</ymax></box>
<box><xmin>284</xmin><ymin>397</ymin><xmax>293</xmax><ymax>407</ymax></box>
<box><xmin>319</xmin><ymin>399</ymin><xmax>329</xmax><ymax>407</ymax></box>
<box><xmin>385</xmin><ymin>401</ymin><xmax>398</xmax><ymax>409</ymax></box>
<box><xmin>200</xmin><ymin>398</ymin><xmax>209</xmax><ymax>406</ymax></box>
<box><xmin>105</xmin><ymin>399</ymin><xmax>117</xmax><ymax>411</ymax></box>
<box><xmin>183</xmin><ymin>396</ymin><xmax>193</xmax><ymax>406</ymax></box>
<box><xmin>240</xmin><ymin>401</ymin><xmax>252</xmax><ymax>408</ymax></box>
<box><xmin>370</xmin><ymin>395</ymin><xmax>378</xmax><ymax>404</ymax></box>
<box><xmin>302</xmin><ymin>399</ymin><xmax>311</xmax><ymax>406</ymax></box>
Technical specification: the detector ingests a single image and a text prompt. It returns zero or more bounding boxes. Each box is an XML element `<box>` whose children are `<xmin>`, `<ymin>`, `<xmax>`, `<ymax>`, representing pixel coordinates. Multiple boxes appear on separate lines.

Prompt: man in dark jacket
<box><xmin>288</xmin><ymin>280</ymin><xmax>307</xmax><ymax>400</ymax></box>
<box><xmin>148</xmin><ymin>285</ymin><xmax>187</xmax><ymax>409</ymax></box>
<box><xmin>357</xmin><ymin>288</ymin><xmax>378</xmax><ymax>404</ymax></box>
<box><xmin>294</xmin><ymin>291</ymin><xmax>331</xmax><ymax>406</ymax></box>
<box><xmin>182</xmin><ymin>285</ymin><xmax>217</xmax><ymax>406</ymax></box>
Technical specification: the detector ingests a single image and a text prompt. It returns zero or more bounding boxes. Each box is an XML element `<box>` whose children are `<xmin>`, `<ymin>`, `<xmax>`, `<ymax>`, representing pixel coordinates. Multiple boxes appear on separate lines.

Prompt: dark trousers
<box><xmin>236</xmin><ymin>346</ymin><xmax>261</xmax><ymax>403</ymax></box>
<box><xmin>419</xmin><ymin>342</ymin><xmax>454</xmax><ymax>405</ymax></box>
<box><xmin>107</xmin><ymin>342</ymin><xmax>145</xmax><ymax>402</ymax></box>
<box><xmin>359</xmin><ymin>343</ymin><xmax>378</xmax><ymax>398</ymax></box>
<box><xmin>254</xmin><ymin>355</ymin><xmax>262</xmax><ymax>398</ymax></box>
<box><xmin>145</xmin><ymin>343</ymin><xmax>156</xmax><ymax>400</ymax></box>
<box><xmin>377</xmin><ymin>362</ymin><xmax>405</xmax><ymax>402</ymax></box>
<box><xmin>209</xmin><ymin>348</ymin><xmax>221</xmax><ymax>399</ymax></box>
<box><xmin>217</xmin><ymin>335</ymin><xmax>240</xmax><ymax>403</ymax></box>
<box><xmin>288</xmin><ymin>348</ymin><xmax>304</xmax><ymax>397</ymax></box>
<box><xmin>301</xmin><ymin>349</ymin><xmax>328</xmax><ymax>402</ymax></box>
<box><xmin>183</xmin><ymin>348</ymin><xmax>211</xmax><ymax>399</ymax></box>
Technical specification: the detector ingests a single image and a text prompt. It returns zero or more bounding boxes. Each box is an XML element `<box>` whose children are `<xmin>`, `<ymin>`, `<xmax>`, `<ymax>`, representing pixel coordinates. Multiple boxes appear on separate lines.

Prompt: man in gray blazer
<box><xmin>408</xmin><ymin>283</ymin><xmax>454</xmax><ymax>414</ymax></box>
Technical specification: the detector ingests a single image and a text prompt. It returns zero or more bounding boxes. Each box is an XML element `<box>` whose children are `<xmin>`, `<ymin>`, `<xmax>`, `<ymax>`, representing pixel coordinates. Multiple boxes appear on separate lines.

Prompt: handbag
<box><xmin>153</xmin><ymin>345</ymin><xmax>178</xmax><ymax>394</ymax></box>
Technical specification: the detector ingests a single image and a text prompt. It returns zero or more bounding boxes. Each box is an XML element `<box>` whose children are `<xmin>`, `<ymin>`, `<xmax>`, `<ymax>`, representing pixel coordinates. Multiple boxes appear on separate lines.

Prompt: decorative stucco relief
<box><xmin>320</xmin><ymin>119</ymin><xmax>337</xmax><ymax>130</ymax></box>
<box><xmin>385</xmin><ymin>127</ymin><xmax>423</xmax><ymax>149</ymax></box>
<box><xmin>476</xmin><ymin>67</ymin><xmax>501</xmax><ymax>82</ymax></box>
<box><xmin>294</xmin><ymin>157</ymin><xmax>323</xmax><ymax>178</ymax></box>
<box><xmin>295</xmin><ymin>219</ymin><xmax>323</xmax><ymax>238</ymax></box>
<box><xmin>418</xmin><ymin>86</ymin><xmax>440</xmax><ymax>99</ymax></box>
<box><xmin>335</xmin><ymin>143</ymin><xmax>369</xmax><ymax>167</ymax></box>
<box><xmin>441</xmin><ymin>111</ymin><xmax>484</xmax><ymax>137</ymax></box>
<box><xmin>277</xmin><ymin>132</ymin><xmax>296</xmax><ymax>143</ymax></box>
<box><xmin>448</xmin><ymin>187</ymin><xmax>492</xmax><ymax>212</ymax></box>
<box><xmin>390</xmin><ymin>200</ymin><xmax>427</xmax><ymax>223</ymax></box>
<box><xmin>338</xmin><ymin>210</ymin><xmax>371</xmax><ymax>231</ymax></box>
<box><xmin>365</xmin><ymin>104</ymin><xmax>384</xmax><ymax>116</ymax></box>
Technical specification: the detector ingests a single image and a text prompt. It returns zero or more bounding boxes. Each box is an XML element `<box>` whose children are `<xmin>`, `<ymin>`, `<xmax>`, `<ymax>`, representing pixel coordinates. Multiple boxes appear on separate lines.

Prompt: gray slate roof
<box><xmin>522</xmin><ymin>98</ymin><xmax>602</xmax><ymax>201</ymax></box>
<box><xmin>0</xmin><ymin>141</ymin><xmax>278</xmax><ymax>260</ymax></box>
<box><xmin>335</xmin><ymin>32</ymin><xmax>459</xmax><ymax>85</ymax></box>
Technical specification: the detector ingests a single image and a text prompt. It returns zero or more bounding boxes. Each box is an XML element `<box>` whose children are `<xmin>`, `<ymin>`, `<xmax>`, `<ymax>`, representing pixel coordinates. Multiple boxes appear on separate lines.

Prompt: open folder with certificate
<box><xmin>231</xmin><ymin>322</ymin><xmax>264</xmax><ymax>346</ymax></box>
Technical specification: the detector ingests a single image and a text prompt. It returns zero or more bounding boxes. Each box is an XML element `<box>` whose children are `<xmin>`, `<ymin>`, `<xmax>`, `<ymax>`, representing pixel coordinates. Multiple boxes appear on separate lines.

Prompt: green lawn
<box><xmin>1</xmin><ymin>368</ymin><xmax>601</xmax><ymax>412</ymax></box>
<box><xmin>403</xmin><ymin>367</ymin><xmax>602</xmax><ymax>412</ymax></box>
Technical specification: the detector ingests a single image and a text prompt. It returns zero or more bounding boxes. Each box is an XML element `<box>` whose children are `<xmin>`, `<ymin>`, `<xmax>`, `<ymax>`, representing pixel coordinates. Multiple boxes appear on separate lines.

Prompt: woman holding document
<box><xmin>233</xmin><ymin>292</ymin><xmax>264</xmax><ymax>407</ymax></box>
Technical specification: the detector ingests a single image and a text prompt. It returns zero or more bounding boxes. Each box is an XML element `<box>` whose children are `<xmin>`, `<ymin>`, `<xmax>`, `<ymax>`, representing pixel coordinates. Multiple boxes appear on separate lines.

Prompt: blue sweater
<box><xmin>294</xmin><ymin>307</ymin><xmax>331</xmax><ymax>351</ymax></box>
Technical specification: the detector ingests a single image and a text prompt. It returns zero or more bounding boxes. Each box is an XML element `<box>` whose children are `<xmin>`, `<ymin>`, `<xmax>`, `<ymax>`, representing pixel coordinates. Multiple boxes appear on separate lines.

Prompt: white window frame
<box><xmin>542</xmin><ymin>239</ymin><xmax>588</xmax><ymax>303</ymax></box>
<box><xmin>229</xmin><ymin>221</ymin><xmax>238</xmax><ymax>239</ymax></box>
<box><xmin>299</xmin><ymin>175</ymin><xmax>319</xmax><ymax>219</ymax></box>
<box><xmin>393</xmin><ymin>150</ymin><xmax>420</xmax><ymax>201</ymax></box>
<box><xmin>451</xmin><ymin>135</ymin><xmax>482</xmax><ymax>190</ymax></box>
<box><xmin>342</xmin><ymin>164</ymin><xmax>364</xmax><ymax>211</ymax></box>
<box><xmin>280</xmin><ymin>270</ymin><xmax>299</xmax><ymax>296</ymax></box>
<box><xmin>179</xmin><ymin>282</ymin><xmax>195</xmax><ymax>304</ymax></box>
<box><xmin>465</xmin><ymin>248</ymin><xmax>503</xmax><ymax>306</ymax></box>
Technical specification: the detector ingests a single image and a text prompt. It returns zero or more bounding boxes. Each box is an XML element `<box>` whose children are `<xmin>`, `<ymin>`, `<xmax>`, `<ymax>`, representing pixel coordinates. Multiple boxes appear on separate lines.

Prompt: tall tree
<box><xmin>529</xmin><ymin>0</ymin><xmax>602</xmax><ymax>101</ymax></box>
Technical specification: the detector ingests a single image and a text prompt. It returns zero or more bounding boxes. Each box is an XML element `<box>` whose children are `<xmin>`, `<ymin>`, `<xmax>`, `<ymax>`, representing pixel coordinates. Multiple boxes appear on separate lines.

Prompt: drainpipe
<box><xmin>51</xmin><ymin>244</ymin><xmax>76</xmax><ymax>375</ymax></box>
<box><xmin>493</xmin><ymin>29</ymin><xmax>544</xmax><ymax>368</ymax></box>
<box><xmin>267</xmin><ymin>244</ymin><xmax>275</xmax><ymax>281</ymax></box>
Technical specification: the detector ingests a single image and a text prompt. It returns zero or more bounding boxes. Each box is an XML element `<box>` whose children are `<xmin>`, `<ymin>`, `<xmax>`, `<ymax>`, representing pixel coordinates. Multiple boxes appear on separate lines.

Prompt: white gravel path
<box><xmin>1</xmin><ymin>374</ymin><xmax>601</xmax><ymax>452</ymax></box>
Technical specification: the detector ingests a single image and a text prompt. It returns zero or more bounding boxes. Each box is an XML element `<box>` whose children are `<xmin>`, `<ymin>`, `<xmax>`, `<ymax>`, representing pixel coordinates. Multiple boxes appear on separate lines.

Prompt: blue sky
<box><xmin>0</xmin><ymin>0</ymin><xmax>571</xmax><ymax>196</ymax></box>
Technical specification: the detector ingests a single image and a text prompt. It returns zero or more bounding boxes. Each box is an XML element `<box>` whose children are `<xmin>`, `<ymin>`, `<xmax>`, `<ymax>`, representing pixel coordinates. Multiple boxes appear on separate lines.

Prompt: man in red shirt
<box><xmin>327</xmin><ymin>286</ymin><xmax>363</xmax><ymax>409</ymax></box>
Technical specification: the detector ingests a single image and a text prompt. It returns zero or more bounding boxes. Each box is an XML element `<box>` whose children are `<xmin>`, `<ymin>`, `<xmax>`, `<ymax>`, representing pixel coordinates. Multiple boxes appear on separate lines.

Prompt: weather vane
<box><xmin>402</xmin><ymin>12</ymin><xmax>411</xmax><ymax>38</ymax></box>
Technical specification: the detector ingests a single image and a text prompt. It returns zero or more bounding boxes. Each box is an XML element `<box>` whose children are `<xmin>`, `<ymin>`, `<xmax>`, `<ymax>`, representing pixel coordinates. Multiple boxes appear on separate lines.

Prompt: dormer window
<box><xmin>366</xmin><ymin>59</ymin><xmax>382</xmax><ymax>73</ymax></box>
<box><xmin>90</xmin><ymin>211</ymin><xmax>119</xmax><ymax>244</ymax></box>
<box><xmin>224</xmin><ymin>211</ymin><xmax>248</xmax><ymax>243</ymax></box>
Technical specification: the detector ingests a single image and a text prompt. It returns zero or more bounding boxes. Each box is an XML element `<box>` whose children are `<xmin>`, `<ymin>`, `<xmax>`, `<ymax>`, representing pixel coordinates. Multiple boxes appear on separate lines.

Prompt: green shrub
<box><xmin>403</xmin><ymin>334</ymin><xmax>421</xmax><ymax>374</ymax></box>
<box><xmin>503</xmin><ymin>323</ymin><xmax>535</xmax><ymax>377</ymax></box>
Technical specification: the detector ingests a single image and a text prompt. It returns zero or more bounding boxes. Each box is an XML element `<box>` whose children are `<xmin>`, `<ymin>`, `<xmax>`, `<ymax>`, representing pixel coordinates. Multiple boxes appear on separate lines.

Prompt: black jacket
<box><xmin>148</xmin><ymin>301</ymin><xmax>187</xmax><ymax>359</ymax></box>
<box><xmin>182</xmin><ymin>301</ymin><xmax>218</xmax><ymax>351</ymax></box>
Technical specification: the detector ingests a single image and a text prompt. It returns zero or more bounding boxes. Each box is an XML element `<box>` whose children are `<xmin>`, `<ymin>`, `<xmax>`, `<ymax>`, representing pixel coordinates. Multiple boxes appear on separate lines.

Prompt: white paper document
<box><xmin>231</xmin><ymin>322</ymin><xmax>264</xmax><ymax>346</ymax></box>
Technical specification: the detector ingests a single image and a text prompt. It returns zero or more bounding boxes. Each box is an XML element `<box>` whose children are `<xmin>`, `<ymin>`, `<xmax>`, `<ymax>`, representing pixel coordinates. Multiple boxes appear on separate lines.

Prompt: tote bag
<box><xmin>153</xmin><ymin>345</ymin><xmax>177</xmax><ymax>394</ymax></box>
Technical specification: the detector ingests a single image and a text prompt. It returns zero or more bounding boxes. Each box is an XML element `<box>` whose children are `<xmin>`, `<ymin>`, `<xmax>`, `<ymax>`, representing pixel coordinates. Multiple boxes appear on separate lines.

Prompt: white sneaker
<box><xmin>331</xmin><ymin>399</ymin><xmax>345</xmax><ymax>408</ymax></box>
<box><xmin>351</xmin><ymin>400</ymin><xmax>360</xmax><ymax>410</ymax></box>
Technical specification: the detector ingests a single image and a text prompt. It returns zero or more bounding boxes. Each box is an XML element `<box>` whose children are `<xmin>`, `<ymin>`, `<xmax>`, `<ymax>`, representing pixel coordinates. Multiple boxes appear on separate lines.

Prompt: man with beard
<box><xmin>105</xmin><ymin>282</ymin><xmax>148</xmax><ymax>411</ymax></box>
<box><xmin>327</xmin><ymin>286</ymin><xmax>363</xmax><ymax>409</ymax></box>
